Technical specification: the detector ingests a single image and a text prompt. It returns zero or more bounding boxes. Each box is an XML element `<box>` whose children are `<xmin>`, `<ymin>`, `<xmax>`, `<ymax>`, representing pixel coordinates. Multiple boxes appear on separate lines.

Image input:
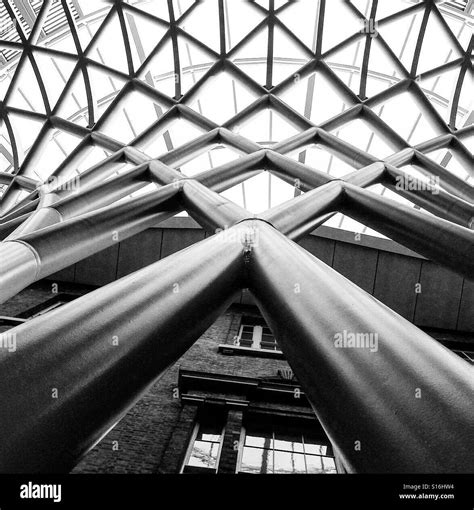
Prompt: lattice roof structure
<box><xmin>0</xmin><ymin>0</ymin><xmax>472</xmax><ymax>473</ymax></box>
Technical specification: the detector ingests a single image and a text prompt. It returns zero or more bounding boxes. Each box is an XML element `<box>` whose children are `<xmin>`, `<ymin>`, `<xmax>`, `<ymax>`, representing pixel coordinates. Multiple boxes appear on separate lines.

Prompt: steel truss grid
<box><xmin>0</xmin><ymin>0</ymin><xmax>472</xmax><ymax>474</ymax></box>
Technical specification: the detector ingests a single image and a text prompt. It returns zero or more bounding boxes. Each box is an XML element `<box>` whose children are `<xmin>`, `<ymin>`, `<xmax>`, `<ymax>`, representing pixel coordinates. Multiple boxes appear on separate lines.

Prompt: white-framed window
<box><xmin>234</xmin><ymin>318</ymin><xmax>279</xmax><ymax>351</ymax></box>
<box><xmin>181</xmin><ymin>408</ymin><xmax>226</xmax><ymax>474</ymax></box>
<box><xmin>236</xmin><ymin>417</ymin><xmax>338</xmax><ymax>474</ymax></box>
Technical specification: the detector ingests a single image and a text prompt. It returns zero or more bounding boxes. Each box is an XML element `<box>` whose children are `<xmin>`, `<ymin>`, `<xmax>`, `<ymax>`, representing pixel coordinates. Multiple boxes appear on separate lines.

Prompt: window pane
<box><xmin>273</xmin><ymin>451</ymin><xmax>306</xmax><ymax>474</ymax></box>
<box><xmin>304</xmin><ymin>443</ymin><xmax>328</xmax><ymax>456</ymax></box>
<box><xmin>322</xmin><ymin>456</ymin><xmax>337</xmax><ymax>473</ymax></box>
<box><xmin>245</xmin><ymin>434</ymin><xmax>273</xmax><ymax>449</ymax></box>
<box><xmin>261</xmin><ymin>331</ymin><xmax>278</xmax><ymax>350</ymax></box>
<box><xmin>274</xmin><ymin>431</ymin><xmax>304</xmax><ymax>453</ymax></box>
<box><xmin>199</xmin><ymin>433</ymin><xmax>221</xmax><ymax>442</ymax></box>
<box><xmin>188</xmin><ymin>441</ymin><xmax>220</xmax><ymax>469</ymax></box>
<box><xmin>306</xmin><ymin>454</ymin><xmax>324</xmax><ymax>474</ymax></box>
<box><xmin>306</xmin><ymin>455</ymin><xmax>337</xmax><ymax>474</ymax></box>
<box><xmin>240</xmin><ymin>446</ymin><xmax>273</xmax><ymax>474</ymax></box>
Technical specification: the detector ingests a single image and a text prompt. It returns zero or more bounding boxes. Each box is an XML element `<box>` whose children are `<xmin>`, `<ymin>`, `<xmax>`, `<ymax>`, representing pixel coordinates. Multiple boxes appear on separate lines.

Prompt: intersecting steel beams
<box><xmin>0</xmin><ymin>173</ymin><xmax>38</xmax><ymax>191</ymax></box>
<box><xmin>0</xmin><ymin>199</ymin><xmax>39</xmax><ymax>225</ymax></box>
<box><xmin>261</xmin><ymin>181</ymin><xmax>344</xmax><ymax>238</ymax></box>
<box><xmin>0</xmin><ymin>213</ymin><xmax>31</xmax><ymax>239</ymax></box>
<box><xmin>180</xmin><ymin>180</ymin><xmax>249</xmax><ymax>231</ymax></box>
<box><xmin>249</xmin><ymin>222</ymin><xmax>474</xmax><ymax>473</ymax></box>
<box><xmin>0</xmin><ymin>225</ymin><xmax>247</xmax><ymax>472</ymax></box>
<box><xmin>0</xmin><ymin>216</ymin><xmax>473</xmax><ymax>473</ymax></box>
<box><xmin>0</xmin><ymin>169</ymin><xmax>258</xmax><ymax>303</ymax></box>
<box><xmin>0</xmin><ymin>183</ymin><xmax>181</xmax><ymax>304</ymax></box>
<box><xmin>7</xmin><ymin>165</ymin><xmax>151</xmax><ymax>238</ymax></box>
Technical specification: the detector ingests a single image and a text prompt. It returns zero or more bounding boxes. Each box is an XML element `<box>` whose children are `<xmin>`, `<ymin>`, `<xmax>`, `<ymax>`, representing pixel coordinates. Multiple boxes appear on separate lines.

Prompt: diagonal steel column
<box><xmin>6</xmin><ymin>164</ymin><xmax>151</xmax><ymax>239</ymax></box>
<box><xmin>0</xmin><ymin>184</ymin><xmax>181</xmax><ymax>304</ymax></box>
<box><xmin>341</xmin><ymin>184</ymin><xmax>474</xmax><ymax>277</ymax></box>
<box><xmin>248</xmin><ymin>221</ymin><xmax>474</xmax><ymax>473</ymax></box>
<box><xmin>0</xmin><ymin>224</ymin><xmax>249</xmax><ymax>472</ymax></box>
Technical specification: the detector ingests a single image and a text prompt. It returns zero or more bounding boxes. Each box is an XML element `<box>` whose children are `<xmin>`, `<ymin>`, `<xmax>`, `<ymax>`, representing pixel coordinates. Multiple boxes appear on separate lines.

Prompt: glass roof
<box><xmin>0</xmin><ymin>0</ymin><xmax>472</xmax><ymax>238</ymax></box>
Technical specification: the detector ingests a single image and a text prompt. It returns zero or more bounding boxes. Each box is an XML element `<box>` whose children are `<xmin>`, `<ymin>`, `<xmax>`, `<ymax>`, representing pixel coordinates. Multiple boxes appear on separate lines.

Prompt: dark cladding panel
<box><xmin>332</xmin><ymin>243</ymin><xmax>378</xmax><ymax>294</ymax></box>
<box><xmin>74</xmin><ymin>244</ymin><xmax>119</xmax><ymax>286</ymax></box>
<box><xmin>48</xmin><ymin>264</ymin><xmax>76</xmax><ymax>283</ymax></box>
<box><xmin>414</xmin><ymin>262</ymin><xmax>464</xmax><ymax>329</ymax></box>
<box><xmin>116</xmin><ymin>229</ymin><xmax>164</xmax><ymax>278</ymax></box>
<box><xmin>457</xmin><ymin>278</ymin><xmax>474</xmax><ymax>332</ymax></box>
<box><xmin>160</xmin><ymin>228</ymin><xmax>206</xmax><ymax>259</ymax></box>
<box><xmin>297</xmin><ymin>235</ymin><xmax>335</xmax><ymax>266</ymax></box>
<box><xmin>373</xmin><ymin>252</ymin><xmax>421</xmax><ymax>321</ymax></box>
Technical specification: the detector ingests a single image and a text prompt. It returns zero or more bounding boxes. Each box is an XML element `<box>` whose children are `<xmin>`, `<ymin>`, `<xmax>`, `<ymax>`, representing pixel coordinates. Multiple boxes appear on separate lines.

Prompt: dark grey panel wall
<box><xmin>297</xmin><ymin>236</ymin><xmax>335</xmax><ymax>266</ymax></box>
<box><xmin>457</xmin><ymin>279</ymin><xmax>474</xmax><ymax>331</ymax></box>
<box><xmin>373</xmin><ymin>252</ymin><xmax>421</xmax><ymax>321</ymax></box>
<box><xmin>414</xmin><ymin>263</ymin><xmax>464</xmax><ymax>330</ymax></box>
<box><xmin>116</xmin><ymin>230</ymin><xmax>163</xmax><ymax>279</ymax></box>
<box><xmin>296</xmin><ymin>234</ymin><xmax>471</xmax><ymax>332</ymax></box>
<box><xmin>160</xmin><ymin>228</ymin><xmax>206</xmax><ymax>259</ymax></box>
<box><xmin>50</xmin><ymin>263</ymin><xmax>75</xmax><ymax>283</ymax></box>
<box><xmin>332</xmin><ymin>243</ymin><xmax>378</xmax><ymax>294</ymax></box>
<box><xmin>74</xmin><ymin>244</ymin><xmax>119</xmax><ymax>286</ymax></box>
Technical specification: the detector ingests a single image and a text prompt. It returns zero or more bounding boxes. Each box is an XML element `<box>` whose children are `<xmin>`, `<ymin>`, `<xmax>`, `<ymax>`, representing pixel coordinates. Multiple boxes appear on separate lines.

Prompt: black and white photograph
<box><xmin>0</xmin><ymin>0</ymin><xmax>472</xmax><ymax>507</ymax></box>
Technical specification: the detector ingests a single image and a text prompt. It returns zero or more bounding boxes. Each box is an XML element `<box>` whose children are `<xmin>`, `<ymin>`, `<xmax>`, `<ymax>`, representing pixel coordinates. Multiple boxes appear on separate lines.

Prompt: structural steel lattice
<box><xmin>0</xmin><ymin>0</ymin><xmax>472</xmax><ymax>473</ymax></box>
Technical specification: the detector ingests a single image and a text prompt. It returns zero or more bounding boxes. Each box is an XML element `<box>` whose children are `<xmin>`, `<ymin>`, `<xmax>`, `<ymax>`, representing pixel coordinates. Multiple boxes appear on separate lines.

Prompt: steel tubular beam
<box><xmin>6</xmin><ymin>198</ymin><xmax>63</xmax><ymax>240</ymax></box>
<box><xmin>345</xmin><ymin>162</ymin><xmax>385</xmax><ymax>188</ymax></box>
<box><xmin>261</xmin><ymin>181</ymin><xmax>344</xmax><ymax>239</ymax></box>
<box><xmin>265</xmin><ymin>151</ymin><xmax>332</xmax><ymax>190</ymax></box>
<box><xmin>196</xmin><ymin>150</ymin><xmax>266</xmax><ymax>192</ymax></box>
<box><xmin>413</xmin><ymin>152</ymin><xmax>474</xmax><ymax>203</ymax></box>
<box><xmin>316</xmin><ymin>128</ymin><xmax>379</xmax><ymax>168</ymax></box>
<box><xmin>248</xmin><ymin>222</ymin><xmax>474</xmax><ymax>473</ymax></box>
<box><xmin>0</xmin><ymin>214</ymin><xmax>32</xmax><ymax>241</ymax></box>
<box><xmin>0</xmin><ymin>226</ymin><xmax>247</xmax><ymax>472</ymax></box>
<box><xmin>383</xmin><ymin>165</ymin><xmax>474</xmax><ymax>227</ymax></box>
<box><xmin>218</xmin><ymin>128</ymin><xmax>262</xmax><ymax>154</ymax></box>
<box><xmin>0</xmin><ymin>199</ymin><xmax>39</xmax><ymax>224</ymax></box>
<box><xmin>0</xmin><ymin>184</ymin><xmax>181</xmax><ymax>304</ymax></box>
<box><xmin>7</xmin><ymin>166</ymin><xmax>151</xmax><ymax>239</ymax></box>
<box><xmin>0</xmin><ymin>173</ymin><xmax>38</xmax><ymax>191</ymax></box>
<box><xmin>180</xmin><ymin>180</ymin><xmax>249</xmax><ymax>231</ymax></box>
<box><xmin>159</xmin><ymin>129</ymin><xmax>220</xmax><ymax>167</ymax></box>
<box><xmin>341</xmin><ymin>184</ymin><xmax>474</xmax><ymax>277</ymax></box>
<box><xmin>259</xmin><ymin>162</ymin><xmax>383</xmax><ymax>241</ymax></box>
